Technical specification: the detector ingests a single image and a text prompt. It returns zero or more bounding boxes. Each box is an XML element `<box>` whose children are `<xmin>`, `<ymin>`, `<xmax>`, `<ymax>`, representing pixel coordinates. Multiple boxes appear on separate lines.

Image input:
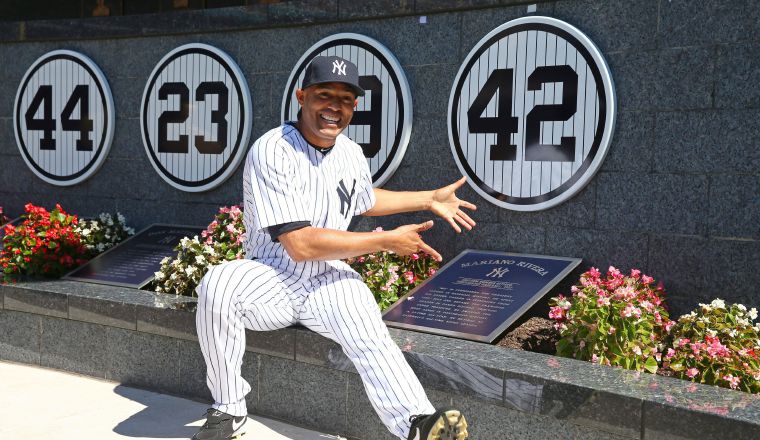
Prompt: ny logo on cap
<box><xmin>332</xmin><ymin>60</ymin><xmax>347</xmax><ymax>76</ymax></box>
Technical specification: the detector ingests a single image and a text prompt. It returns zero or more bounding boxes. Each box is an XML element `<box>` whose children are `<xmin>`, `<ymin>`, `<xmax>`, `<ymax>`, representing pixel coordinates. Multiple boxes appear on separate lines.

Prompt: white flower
<box><xmin>184</xmin><ymin>266</ymin><xmax>196</xmax><ymax>276</ymax></box>
<box><xmin>99</xmin><ymin>213</ymin><xmax>108</xmax><ymax>222</ymax></box>
<box><xmin>737</xmin><ymin>304</ymin><xmax>747</xmax><ymax>312</ymax></box>
<box><xmin>96</xmin><ymin>243</ymin><xmax>105</xmax><ymax>252</ymax></box>
<box><xmin>81</xmin><ymin>228</ymin><xmax>91</xmax><ymax>236</ymax></box>
<box><xmin>117</xmin><ymin>212</ymin><xmax>126</xmax><ymax>224</ymax></box>
<box><xmin>706</xmin><ymin>329</ymin><xmax>717</xmax><ymax>338</ymax></box>
<box><xmin>738</xmin><ymin>318</ymin><xmax>750</xmax><ymax>327</ymax></box>
<box><xmin>195</xmin><ymin>255</ymin><xmax>206</xmax><ymax>265</ymax></box>
<box><xmin>126</xmin><ymin>227</ymin><xmax>135</xmax><ymax>235</ymax></box>
<box><xmin>749</xmin><ymin>308</ymin><xmax>758</xmax><ymax>321</ymax></box>
<box><xmin>710</xmin><ymin>298</ymin><xmax>726</xmax><ymax>309</ymax></box>
<box><xmin>728</xmin><ymin>329</ymin><xmax>738</xmax><ymax>338</ymax></box>
<box><xmin>154</xmin><ymin>271</ymin><xmax>165</xmax><ymax>280</ymax></box>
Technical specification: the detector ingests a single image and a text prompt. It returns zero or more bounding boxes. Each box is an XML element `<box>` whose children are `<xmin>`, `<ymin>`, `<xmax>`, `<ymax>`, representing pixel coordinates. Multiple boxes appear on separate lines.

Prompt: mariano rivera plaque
<box><xmin>141</xmin><ymin>43</ymin><xmax>252</xmax><ymax>192</ymax></box>
<box><xmin>14</xmin><ymin>50</ymin><xmax>115</xmax><ymax>186</ymax></box>
<box><xmin>449</xmin><ymin>16</ymin><xmax>616</xmax><ymax>211</ymax></box>
<box><xmin>282</xmin><ymin>33</ymin><xmax>412</xmax><ymax>187</ymax></box>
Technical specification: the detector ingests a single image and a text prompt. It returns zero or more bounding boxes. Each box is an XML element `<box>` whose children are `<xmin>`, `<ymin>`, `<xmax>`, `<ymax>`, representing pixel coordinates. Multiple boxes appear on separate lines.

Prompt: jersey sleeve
<box><xmin>353</xmin><ymin>150</ymin><xmax>376</xmax><ymax>216</ymax></box>
<box><xmin>249</xmin><ymin>139</ymin><xmax>311</xmax><ymax>232</ymax></box>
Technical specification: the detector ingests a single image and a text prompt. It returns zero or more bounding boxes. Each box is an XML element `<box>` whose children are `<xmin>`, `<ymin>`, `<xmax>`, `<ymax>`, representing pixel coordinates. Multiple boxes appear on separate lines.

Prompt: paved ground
<box><xmin>0</xmin><ymin>361</ymin><xmax>344</xmax><ymax>440</ymax></box>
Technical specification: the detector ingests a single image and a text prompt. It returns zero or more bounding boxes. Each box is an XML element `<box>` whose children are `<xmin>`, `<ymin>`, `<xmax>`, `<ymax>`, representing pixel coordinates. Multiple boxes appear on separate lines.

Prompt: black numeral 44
<box><xmin>24</xmin><ymin>85</ymin><xmax>93</xmax><ymax>151</ymax></box>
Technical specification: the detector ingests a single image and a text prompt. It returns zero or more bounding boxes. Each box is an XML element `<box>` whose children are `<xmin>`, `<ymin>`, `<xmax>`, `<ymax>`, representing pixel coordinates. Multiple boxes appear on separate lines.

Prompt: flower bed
<box><xmin>1</xmin><ymin>203</ymin><xmax>134</xmax><ymax>282</ymax></box>
<box><xmin>550</xmin><ymin>267</ymin><xmax>760</xmax><ymax>394</ymax></box>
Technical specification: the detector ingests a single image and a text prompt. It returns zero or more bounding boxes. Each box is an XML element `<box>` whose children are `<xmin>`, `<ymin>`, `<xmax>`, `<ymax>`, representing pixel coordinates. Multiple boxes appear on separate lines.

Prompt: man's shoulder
<box><xmin>250</xmin><ymin>124</ymin><xmax>300</xmax><ymax>155</ymax></box>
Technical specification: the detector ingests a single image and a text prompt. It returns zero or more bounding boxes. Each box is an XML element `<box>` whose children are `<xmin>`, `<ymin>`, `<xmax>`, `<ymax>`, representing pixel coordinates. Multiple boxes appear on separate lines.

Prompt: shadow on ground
<box><xmin>111</xmin><ymin>385</ymin><xmax>202</xmax><ymax>438</ymax></box>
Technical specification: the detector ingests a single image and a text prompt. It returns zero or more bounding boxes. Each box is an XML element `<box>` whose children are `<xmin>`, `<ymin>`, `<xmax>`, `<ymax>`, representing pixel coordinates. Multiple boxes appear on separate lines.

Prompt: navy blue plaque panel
<box><xmin>383</xmin><ymin>249</ymin><xmax>581</xmax><ymax>343</ymax></box>
<box><xmin>64</xmin><ymin>224</ymin><xmax>203</xmax><ymax>288</ymax></box>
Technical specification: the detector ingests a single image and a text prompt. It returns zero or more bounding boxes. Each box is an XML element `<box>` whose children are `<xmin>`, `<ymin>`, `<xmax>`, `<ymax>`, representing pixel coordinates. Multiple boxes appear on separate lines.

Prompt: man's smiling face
<box><xmin>295</xmin><ymin>82</ymin><xmax>358</xmax><ymax>148</ymax></box>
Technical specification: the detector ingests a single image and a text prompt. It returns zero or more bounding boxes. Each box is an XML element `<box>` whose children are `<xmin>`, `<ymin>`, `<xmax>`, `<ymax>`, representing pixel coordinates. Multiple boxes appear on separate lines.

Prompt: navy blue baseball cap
<box><xmin>301</xmin><ymin>56</ymin><xmax>365</xmax><ymax>97</ymax></box>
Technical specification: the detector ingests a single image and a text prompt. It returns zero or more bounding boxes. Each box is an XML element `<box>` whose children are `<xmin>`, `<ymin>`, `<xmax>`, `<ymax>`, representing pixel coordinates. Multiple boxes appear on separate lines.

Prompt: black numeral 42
<box><xmin>468</xmin><ymin>65</ymin><xmax>578</xmax><ymax>162</ymax></box>
<box><xmin>25</xmin><ymin>85</ymin><xmax>93</xmax><ymax>151</ymax></box>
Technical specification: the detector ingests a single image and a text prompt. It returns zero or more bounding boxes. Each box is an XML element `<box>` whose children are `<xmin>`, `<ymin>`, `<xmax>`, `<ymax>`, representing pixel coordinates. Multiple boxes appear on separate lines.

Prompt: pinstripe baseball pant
<box><xmin>196</xmin><ymin>259</ymin><xmax>436</xmax><ymax>439</ymax></box>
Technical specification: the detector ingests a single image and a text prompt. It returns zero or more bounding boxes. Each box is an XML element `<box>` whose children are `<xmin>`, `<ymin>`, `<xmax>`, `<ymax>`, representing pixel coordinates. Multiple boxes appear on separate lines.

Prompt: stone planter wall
<box><xmin>2</xmin><ymin>280</ymin><xmax>759</xmax><ymax>439</ymax></box>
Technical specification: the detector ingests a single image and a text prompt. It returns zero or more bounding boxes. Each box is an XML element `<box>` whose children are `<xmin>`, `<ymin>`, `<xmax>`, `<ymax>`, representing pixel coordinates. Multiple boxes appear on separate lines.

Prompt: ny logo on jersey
<box><xmin>485</xmin><ymin>267</ymin><xmax>509</xmax><ymax>278</ymax></box>
<box><xmin>337</xmin><ymin>178</ymin><xmax>357</xmax><ymax>218</ymax></box>
<box><xmin>332</xmin><ymin>60</ymin><xmax>347</xmax><ymax>76</ymax></box>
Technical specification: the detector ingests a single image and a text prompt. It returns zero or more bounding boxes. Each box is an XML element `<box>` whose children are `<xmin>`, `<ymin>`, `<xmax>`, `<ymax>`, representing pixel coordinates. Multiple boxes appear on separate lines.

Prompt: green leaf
<box><xmin>644</xmin><ymin>356</ymin><xmax>658</xmax><ymax>374</ymax></box>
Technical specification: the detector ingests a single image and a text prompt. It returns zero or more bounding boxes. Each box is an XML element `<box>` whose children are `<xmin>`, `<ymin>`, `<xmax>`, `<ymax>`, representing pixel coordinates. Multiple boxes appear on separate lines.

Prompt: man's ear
<box><xmin>354</xmin><ymin>98</ymin><xmax>358</xmax><ymax>108</ymax></box>
<box><xmin>296</xmin><ymin>88</ymin><xmax>305</xmax><ymax>106</ymax></box>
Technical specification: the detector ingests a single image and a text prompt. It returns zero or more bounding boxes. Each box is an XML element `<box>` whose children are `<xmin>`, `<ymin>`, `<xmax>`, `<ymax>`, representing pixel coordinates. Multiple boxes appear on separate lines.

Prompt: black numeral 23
<box><xmin>157</xmin><ymin>81</ymin><xmax>228</xmax><ymax>154</ymax></box>
<box><xmin>467</xmin><ymin>65</ymin><xmax>578</xmax><ymax>162</ymax></box>
<box><xmin>25</xmin><ymin>85</ymin><xmax>93</xmax><ymax>151</ymax></box>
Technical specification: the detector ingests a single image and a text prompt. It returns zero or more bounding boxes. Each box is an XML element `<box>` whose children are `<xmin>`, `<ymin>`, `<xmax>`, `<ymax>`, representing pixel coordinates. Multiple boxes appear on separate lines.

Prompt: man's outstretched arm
<box><xmin>278</xmin><ymin>220</ymin><xmax>441</xmax><ymax>262</ymax></box>
<box><xmin>363</xmin><ymin>176</ymin><xmax>478</xmax><ymax>233</ymax></box>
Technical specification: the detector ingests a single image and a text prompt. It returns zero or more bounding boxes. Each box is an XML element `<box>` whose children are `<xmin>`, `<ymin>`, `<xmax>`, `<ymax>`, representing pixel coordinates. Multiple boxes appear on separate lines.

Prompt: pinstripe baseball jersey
<box><xmin>242</xmin><ymin>122</ymin><xmax>376</xmax><ymax>274</ymax></box>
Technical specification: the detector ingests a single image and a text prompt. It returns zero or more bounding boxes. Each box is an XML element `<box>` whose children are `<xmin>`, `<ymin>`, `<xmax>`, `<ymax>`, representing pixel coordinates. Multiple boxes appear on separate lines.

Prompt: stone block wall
<box><xmin>1</xmin><ymin>0</ymin><xmax>759</xmax><ymax>315</ymax></box>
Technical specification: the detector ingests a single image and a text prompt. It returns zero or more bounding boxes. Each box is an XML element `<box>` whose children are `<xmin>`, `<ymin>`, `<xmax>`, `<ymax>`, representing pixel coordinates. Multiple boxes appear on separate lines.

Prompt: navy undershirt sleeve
<box><xmin>267</xmin><ymin>221</ymin><xmax>311</xmax><ymax>242</ymax></box>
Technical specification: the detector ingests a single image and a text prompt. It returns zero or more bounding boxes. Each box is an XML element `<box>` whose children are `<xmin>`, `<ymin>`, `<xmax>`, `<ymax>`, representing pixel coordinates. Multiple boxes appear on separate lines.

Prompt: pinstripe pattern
<box><xmin>196</xmin><ymin>123</ymin><xmax>434</xmax><ymax>439</ymax></box>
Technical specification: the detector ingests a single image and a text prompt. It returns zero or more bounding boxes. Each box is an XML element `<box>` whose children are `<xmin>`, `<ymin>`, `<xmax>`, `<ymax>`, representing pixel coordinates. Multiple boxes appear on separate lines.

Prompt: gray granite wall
<box><xmin>1</xmin><ymin>0</ymin><xmax>759</xmax><ymax>315</ymax></box>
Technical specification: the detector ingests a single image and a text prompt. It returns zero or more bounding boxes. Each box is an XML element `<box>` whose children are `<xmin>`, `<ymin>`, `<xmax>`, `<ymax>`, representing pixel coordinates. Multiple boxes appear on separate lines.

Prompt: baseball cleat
<box><xmin>407</xmin><ymin>407</ymin><xmax>468</xmax><ymax>440</ymax></box>
<box><xmin>192</xmin><ymin>408</ymin><xmax>247</xmax><ymax>440</ymax></box>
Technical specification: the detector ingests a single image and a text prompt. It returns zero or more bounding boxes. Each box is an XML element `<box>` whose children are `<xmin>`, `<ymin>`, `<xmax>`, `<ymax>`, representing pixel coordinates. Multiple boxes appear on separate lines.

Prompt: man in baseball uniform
<box><xmin>193</xmin><ymin>55</ymin><xmax>475</xmax><ymax>440</ymax></box>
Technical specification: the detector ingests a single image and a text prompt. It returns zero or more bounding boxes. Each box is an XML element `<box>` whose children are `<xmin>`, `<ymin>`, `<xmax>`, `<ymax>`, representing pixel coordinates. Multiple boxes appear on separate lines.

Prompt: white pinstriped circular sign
<box><xmin>282</xmin><ymin>33</ymin><xmax>412</xmax><ymax>188</ymax></box>
<box><xmin>14</xmin><ymin>50</ymin><xmax>115</xmax><ymax>186</ymax></box>
<box><xmin>449</xmin><ymin>16</ymin><xmax>616</xmax><ymax>211</ymax></box>
<box><xmin>141</xmin><ymin>43</ymin><xmax>252</xmax><ymax>192</ymax></box>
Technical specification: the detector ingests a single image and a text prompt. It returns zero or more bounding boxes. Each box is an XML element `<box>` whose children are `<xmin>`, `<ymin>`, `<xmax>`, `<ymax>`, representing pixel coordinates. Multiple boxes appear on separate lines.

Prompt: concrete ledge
<box><xmin>1</xmin><ymin>280</ymin><xmax>759</xmax><ymax>439</ymax></box>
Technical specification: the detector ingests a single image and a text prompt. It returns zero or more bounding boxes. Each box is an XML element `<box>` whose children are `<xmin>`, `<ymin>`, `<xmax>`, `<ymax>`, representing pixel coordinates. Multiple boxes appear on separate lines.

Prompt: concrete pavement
<box><xmin>0</xmin><ymin>361</ymin><xmax>345</xmax><ymax>440</ymax></box>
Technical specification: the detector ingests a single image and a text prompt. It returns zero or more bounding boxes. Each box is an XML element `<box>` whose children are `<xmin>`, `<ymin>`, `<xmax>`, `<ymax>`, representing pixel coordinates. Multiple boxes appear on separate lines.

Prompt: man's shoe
<box><xmin>192</xmin><ymin>408</ymin><xmax>247</xmax><ymax>440</ymax></box>
<box><xmin>407</xmin><ymin>407</ymin><xmax>468</xmax><ymax>440</ymax></box>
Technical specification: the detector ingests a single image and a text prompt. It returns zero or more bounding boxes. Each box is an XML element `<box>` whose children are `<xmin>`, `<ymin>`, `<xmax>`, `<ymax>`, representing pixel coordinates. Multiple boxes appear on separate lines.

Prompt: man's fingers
<box><xmin>419</xmin><ymin>240</ymin><xmax>442</xmax><ymax>262</ymax></box>
<box><xmin>446</xmin><ymin>217</ymin><xmax>462</xmax><ymax>233</ymax></box>
<box><xmin>460</xmin><ymin>200</ymin><xmax>477</xmax><ymax>211</ymax></box>
<box><xmin>416</xmin><ymin>220</ymin><xmax>434</xmax><ymax>231</ymax></box>
<box><xmin>450</xmin><ymin>176</ymin><xmax>467</xmax><ymax>190</ymax></box>
<box><xmin>454</xmin><ymin>215</ymin><xmax>473</xmax><ymax>231</ymax></box>
<box><xmin>457</xmin><ymin>210</ymin><xmax>476</xmax><ymax>227</ymax></box>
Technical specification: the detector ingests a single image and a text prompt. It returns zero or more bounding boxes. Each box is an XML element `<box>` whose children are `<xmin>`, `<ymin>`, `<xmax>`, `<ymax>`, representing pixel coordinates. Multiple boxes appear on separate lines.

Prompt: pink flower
<box><xmin>678</xmin><ymin>338</ymin><xmax>690</xmax><ymax>347</ymax></box>
<box><xmin>723</xmin><ymin>374</ymin><xmax>740</xmax><ymax>390</ymax></box>
<box><xmin>587</xmin><ymin>267</ymin><xmax>601</xmax><ymax>278</ymax></box>
<box><xmin>373</xmin><ymin>226</ymin><xmax>384</xmax><ymax>232</ymax></box>
<box><xmin>591</xmin><ymin>354</ymin><xmax>599</xmax><ymax>364</ymax></box>
<box><xmin>411</xmin><ymin>253</ymin><xmax>419</xmax><ymax>260</ymax></box>
<box><xmin>641</xmin><ymin>275</ymin><xmax>654</xmax><ymax>285</ymax></box>
<box><xmin>357</xmin><ymin>256</ymin><xmax>365</xmax><ymax>263</ymax></box>
<box><xmin>570</xmin><ymin>285</ymin><xmax>580</xmax><ymax>294</ymax></box>
<box><xmin>632</xmin><ymin>346</ymin><xmax>642</xmax><ymax>356</ymax></box>
<box><xmin>690</xmin><ymin>342</ymin><xmax>705</xmax><ymax>356</ymax></box>
<box><xmin>666</xmin><ymin>348</ymin><xmax>676</xmax><ymax>359</ymax></box>
<box><xmin>549</xmin><ymin>306</ymin><xmax>566</xmax><ymax>321</ymax></box>
<box><xmin>706</xmin><ymin>339</ymin><xmax>730</xmax><ymax>358</ymax></box>
<box><xmin>664</xmin><ymin>320</ymin><xmax>674</xmax><ymax>332</ymax></box>
<box><xmin>608</xmin><ymin>266</ymin><xmax>622</xmax><ymax>278</ymax></box>
<box><xmin>404</xmin><ymin>271</ymin><xmax>417</xmax><ymax>284</ymax></box>
<box><xmin>428</xmin><ymin>268</ymin><xmax>436</xmax><ymax>276</ymax></box>
<box><xmin>630</xmin><ymin>269</ymin><xmax>641</xmax><ymax>279</ymax></box>
<box><xmin>686</xmin><ymin>368</ymin><xmax>699</xmax><ymax>379</ymax></box>
<box><xmin>597</xmin><ymin>296</ymin><xmax>610</xmax><ymax>307</ymax></box>
<box><xmin>608</xmin><ymin>326</ymin><xmax>616</xmax><ymax>335</ymax></box>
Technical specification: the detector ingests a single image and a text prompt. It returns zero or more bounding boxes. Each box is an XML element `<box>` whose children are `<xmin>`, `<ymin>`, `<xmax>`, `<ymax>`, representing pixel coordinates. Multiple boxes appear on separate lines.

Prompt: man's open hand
<box><xmin>387</xmin><ymin>221</ymin><xmax>442</xmax><ymax>261</ymax></box>
<box><xmin>430</xmin><ymin>177</ymin><xmax>477</xmax><ymax>233</ymax></box>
